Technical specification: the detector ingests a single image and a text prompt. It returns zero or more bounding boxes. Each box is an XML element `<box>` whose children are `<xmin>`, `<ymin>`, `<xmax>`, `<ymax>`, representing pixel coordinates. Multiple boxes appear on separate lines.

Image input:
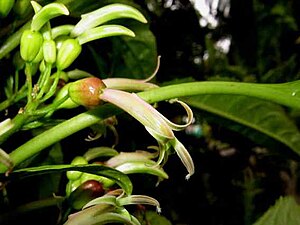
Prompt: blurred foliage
<box><xmin>135</xmin><ymin>0</ymin><xmax>300</xmax><ymax>224</ymax></box>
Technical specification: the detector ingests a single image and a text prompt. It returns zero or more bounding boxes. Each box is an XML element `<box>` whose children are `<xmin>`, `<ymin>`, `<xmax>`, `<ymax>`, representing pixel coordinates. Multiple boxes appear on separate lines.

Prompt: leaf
<box><xmin>38</xmin><ymin>143</ymin><xmax>64</xmax><ymax>198</ymax></box>
<box><xmin>1</xmin><ymin>164</ymin><xmax>132</xmax><ymax>195</ymax></box>
<box><xmin>65</xmin><ymin>204</ymin><xmax>140</xmax><ymax>225</ymax></box>
<box><xmin>184</xmin><ymin>95</ymin><xmax>300</xmax><ymax>156</ymax></box>
<box><xmin>135</xmin><ymin>210</ymin><xmax>172</xmax><ymax>225</ymax></box>
<box><xmin>253</xmin><ymin>196</ymin><xmax>300</xmax><ymax>225</ymax></box>
<box><xmin>109</xmin><ymin>21</ymin><xmax>157</xmax><ymax>79</ymax></box>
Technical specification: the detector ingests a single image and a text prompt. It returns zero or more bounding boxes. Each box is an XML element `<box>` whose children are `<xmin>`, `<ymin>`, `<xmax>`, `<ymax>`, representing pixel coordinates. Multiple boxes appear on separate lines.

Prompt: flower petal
<box><xmin>105</xmin><ymin>151</ymin><xmax>157</xmax><ymax>168</ymax></box>
<box><xmin>162</xmin><ymin>99</ymin><xmax>194</xmax><ymax>131</ymax></box>
<box><xmin>118</xmin><ymin>195</ymin><xmax>161</xmax><ymax>213</ymax></box>
<box><xmin>170</xmin><ymin>138</ymin><xmax>195</xmax><ymax>180</ymax></box>
<box><xmin>100</xmin><ymin>89</ymin><xmax>174</xmax><ymax>139</ymax></box>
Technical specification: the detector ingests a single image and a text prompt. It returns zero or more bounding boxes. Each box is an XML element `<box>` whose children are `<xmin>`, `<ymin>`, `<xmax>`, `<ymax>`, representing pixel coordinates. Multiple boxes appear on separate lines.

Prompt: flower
<box><xmin>68</xmin><ymin>77</ymin><xmax>195</xmax><ymax>179</ymax></box>
<box><xmin>100</xmin><ymin>88</ymin><xmax>195</xmax><ymax>179</ymax></box>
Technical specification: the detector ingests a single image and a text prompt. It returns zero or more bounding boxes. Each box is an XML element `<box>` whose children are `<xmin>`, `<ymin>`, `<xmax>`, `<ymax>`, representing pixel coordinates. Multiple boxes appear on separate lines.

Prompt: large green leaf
<box><xmin>109</xmin><ymin>22</ymin><xmax>157</xmax><ymax>79</ymax></box>
<box><xmin>135</xmin><ymin>210</ymin><xmax>172</xmax><ymax>225</ymax></box>
<box><xmin>184</xmin><ymin>95</ymin><xmax>300</xmax><ymax>156</ymax></box>
<box><xmin>0</xmin><ymin>164</ymin><xmax>133</xmax><ymax>195</ymax></box>
<box><xmin>87</xmin><ymin>21</ymin><xmax>157</xmax><ymax>79</ymax></box>
<box><xmin>253</xmin><ymin>196</ymin><xmax>300</xmax><ymax>225</ymax></box>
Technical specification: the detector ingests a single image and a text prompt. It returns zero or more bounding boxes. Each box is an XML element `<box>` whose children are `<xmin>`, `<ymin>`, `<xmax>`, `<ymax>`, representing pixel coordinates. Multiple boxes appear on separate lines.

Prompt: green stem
<box><xmin>0</xmin><ymin>83</ymin><xmax>27</xmax><ymax>112</ymax></box>
<box><xmin>138</xmin><ymin>81</ymin><xmax>300</xmax><ymax>108</ymax></box>
<box><xmin>0</xmin><ymin>113</ymin><xmax>30</xmax><ymax>145</ymax></box>
<box><xmin>1</xmin><ymin>81</ymin><xmax>300</xmax><ymax>173</ymax></box>
<box><xmin>25</xmin><ymin>63</ymin><xmax>33</xmax><ymax>104</ymax></box>
<box><xmin>36</xmin><ymin>63</ymin><xmax>52</xmax><ymax>100</ymax></box>
<box><xmin>0</xmin><ymin>104</ymin><xmax>121</xmax><ymax>172</ymax></box>
<box><xmin>0</xmin><ymin>99</ymin><xmax>13</xmax><ymax>112</ymax></box>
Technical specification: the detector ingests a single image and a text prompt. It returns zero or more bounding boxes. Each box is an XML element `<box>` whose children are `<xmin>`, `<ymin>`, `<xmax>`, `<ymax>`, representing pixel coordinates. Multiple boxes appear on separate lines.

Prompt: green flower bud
<box><xmin>20</xmin><ymin>30</ymin><xmax>43</xmax><ymax>62</ymax></box>
<box><xmin>56</xmin><ymin>39</ymin><xmax>81</xmax><ymax>70</ymax></box>
<box><xmin>55</xmin><ymin>35</ymin><xmax>68</xmax><ymax>50</ymax></box>
<box><xmin>68</xmin><ymin>77</ymin><xmax>106</xmax><ymax>107</ymax></box>
<box><xmin>71</xmin><ymin>3</ymin><xmax>147</xmax><ymax>37</ymax></box>
<box><xmin>54</xmin><ymin>83</ymin><xmax>79</xmax><ymax>109</ymax></box>
<box><xmin>32</xmin><ymin>47</ymin><xmax>44</xmax><ymax>63</ymax></box>
<box><xmin>39</xmin><ymin>60</ymin><xmax>46</xmax><ymax>72</ymax></box>
<box><xmin>13</xmin><ymin>51</ymin><xmax>25</xmax><ymax>70</ymax></box>
<box><xmin>43</xmin><ymin>40</ymin><xmax>56</xmax><ymax>64</ymax></box>
<box><xmin>30</xmin><ymin>2</ymin><xmax>69</xmax><ymax>31</ymax></box>
<box><xmin>65</xmin><ymin>179</ymin><xmax>81</xmax><ymax>197</ymax></box>
<box><xmin>0</xmin><ymin>0</ymin><xmax>15</xmax><ymax>18</ymax></box>
<box><xmin>13</xmin><ymin>0</ymin><xmax>32</xmax><ymax>18</ymax></box>
<box><xmin>66</xmin><ymin>156</ymin><xmax>88</xmax><ymax>181</ymax></box>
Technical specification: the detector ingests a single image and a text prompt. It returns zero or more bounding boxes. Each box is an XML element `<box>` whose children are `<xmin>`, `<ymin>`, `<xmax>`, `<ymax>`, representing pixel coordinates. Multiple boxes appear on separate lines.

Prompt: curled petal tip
<box><xmin>185</xmin><ymin>173</ymin><xmax>192</xmax><ymax>180</ymax></box>
<box><xmin>157</xmin><ymin>206</ymin><xmax>162</xmax><ymax>214</ymax></box>
<box><xmin>171</xmin><ymin>138</ymin><xmax>195</xmax><ymax>179</ymax></box>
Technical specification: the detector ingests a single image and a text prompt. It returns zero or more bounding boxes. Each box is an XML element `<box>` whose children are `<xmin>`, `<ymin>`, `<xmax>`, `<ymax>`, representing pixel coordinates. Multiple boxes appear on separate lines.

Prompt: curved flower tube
<box><xmin>71</xmin><ymin>3</ymin><xmax>147</xmax><ymax>37</ymax></box>
<box><xmin>102</xmin><ymin>56</ymin><xmax>161</xmax><ymax>91</ymax></box>
<box><xmin>77</xmin><ymin>25</ymin><xmax>135</xmax><ymax>45</ymax></box>
<box><xmin>99</xmin><ymin>89</ymin><xmax>195</xmax><ymax>179</ymax></box>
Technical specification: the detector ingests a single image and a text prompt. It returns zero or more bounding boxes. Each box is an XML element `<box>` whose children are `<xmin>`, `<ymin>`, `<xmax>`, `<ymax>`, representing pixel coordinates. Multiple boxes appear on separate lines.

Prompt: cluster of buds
<box><xmin>16</xmin><ymin>1</ymin><xmax>148</xmax><ymax>107</ymax></box>
<box><xmin>19</xmin><ymin>2</ymin><xmax>147</xmax><ymax>71</ymax></box>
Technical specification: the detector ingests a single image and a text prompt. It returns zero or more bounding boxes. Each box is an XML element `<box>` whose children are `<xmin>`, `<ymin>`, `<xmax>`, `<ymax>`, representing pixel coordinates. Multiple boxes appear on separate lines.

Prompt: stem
<box><xmin>25</xmin><ymin>63</ymin><xmax>33</xmax><ymax>104</ymax></box>
<box><xmin>36</xmin><ymin>63</ymin><xmax>52</xmax><ymax>99</ymax></box>
<box><xmin>41</xmin><ymin>70</ymin><xmax>61</xmax><ymax>102</ymax></box>
<box><xmin>1</xmin><ymin>81</ymin><xmax>300</xmax><ymax>172</ymax></box>
<box><xmin>0</xmin><ymin>83</ymin><xmax>27</xmax><ymax>112</ymax></box>
<box><xmin>0</xmin><ymin>104</ymin><xmax>121</xmax><ymax>172</ymax></box>
<box><xmin>138</xmin><ymin>81</ymin><xmax>300</xmax><ymax>109</ymax></box>
<box><xmin>0</xmin><ymin>113</ymin><xmax>30</xmax><ymax>145</ymax></box>
<box><xmin>0</xmin><ymin>99</ymin><xmax>13</xmax><ymax>112</ymax></box>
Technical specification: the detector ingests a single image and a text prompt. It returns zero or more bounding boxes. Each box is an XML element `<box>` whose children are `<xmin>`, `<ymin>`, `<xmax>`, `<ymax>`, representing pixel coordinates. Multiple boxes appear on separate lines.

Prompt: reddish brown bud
<box><xmin>68</xmin><ymin>77</ymin><xmax>106</xmax><ymax>107</ymax></box>
<box><xmin>69</xmin><ymin>180</ymin><xmax>105</xmax><ymax>210</ymax></box>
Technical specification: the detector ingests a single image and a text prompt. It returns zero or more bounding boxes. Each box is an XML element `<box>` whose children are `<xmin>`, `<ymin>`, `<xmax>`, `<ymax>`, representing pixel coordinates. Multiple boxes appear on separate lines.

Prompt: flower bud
<box><xmin>20</xmin><ymin>30</ymin><xmax>43</xmax><ymax>62</ymax></box>
<box><xmin>0</xmin><ymin>0</ymin><xmax>14</xmax><ymax>18</ymax></box>
<box><xmin>66</xmin><ymin>156</ymin><xmax>88</xmax><ymax>181</ymax></box>
<box><xmin>54</xmin><ymin>83</ymin><xmax>79</xmax><ymax>109</ymax></box>
<box><xmin>65</xmin><ymin>179</ymin><xmax>81</xmax><ymax>197</ymax></box>
<box><xmin>56</xmin><ymin>38</ymin><xmax>81</xmax><ymax>70</ymax></box>
<box><xmin>13</xmin><ymin>0</ymin><xmax>32</xmax><ymax>18</ymax></box>
<box><xmin>30</xmin><ymin>2</ymin><xmax>69</xmax><ymax>31</ymax></box>
<box><xmin>13</xmin><ymin>51</ymin><xmax>25</xmax><ymax>70</ymax></box>
<box><xmin>68</xmin><ymin>77</ymin><xmax>106</xmax><ymax>107</ymax></box>
<box><xmin>32</xmin><ymin>47</ymin><xmax>44</xmax><ymax>63</ymax></box>
<box><xmin>43</xmin><ymin>40</ymin><xmax>56</xmax><ymax>64</ymax></box>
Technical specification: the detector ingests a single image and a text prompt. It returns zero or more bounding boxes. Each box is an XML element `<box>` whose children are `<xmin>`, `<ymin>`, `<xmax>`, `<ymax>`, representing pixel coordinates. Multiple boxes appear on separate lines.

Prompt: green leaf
<box><xmin>38</xmin><ymin>143</ymin><xmax>64</xmax><ymax>198</ymax></box>
<box><xmin>64</xmin><ymin>204</ymin><xmax>140</xmax><ymax>225</ymax></box>
<box><xmin>184</xmin><ymin>95</ymin><xmax>300</xmax><ymax>156</ymax></box>
<box><xmin>135</xmin><ymin>210</ymin><xmax>172</xmax><ymax>225</ymax></box>
<box><xmin>253</xmin><ymin>196</ymin><xmax>300</xmax><ymax>225</ymax></box>
<box><xmin>1</xmin><ymin>164</ymin><xmax>132</xmax><ymax>195</ymax></box>
<box><xmin>110</xmin><ymin>22</ymin><xmax>157</xmax><ymax>79</ymax></box>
